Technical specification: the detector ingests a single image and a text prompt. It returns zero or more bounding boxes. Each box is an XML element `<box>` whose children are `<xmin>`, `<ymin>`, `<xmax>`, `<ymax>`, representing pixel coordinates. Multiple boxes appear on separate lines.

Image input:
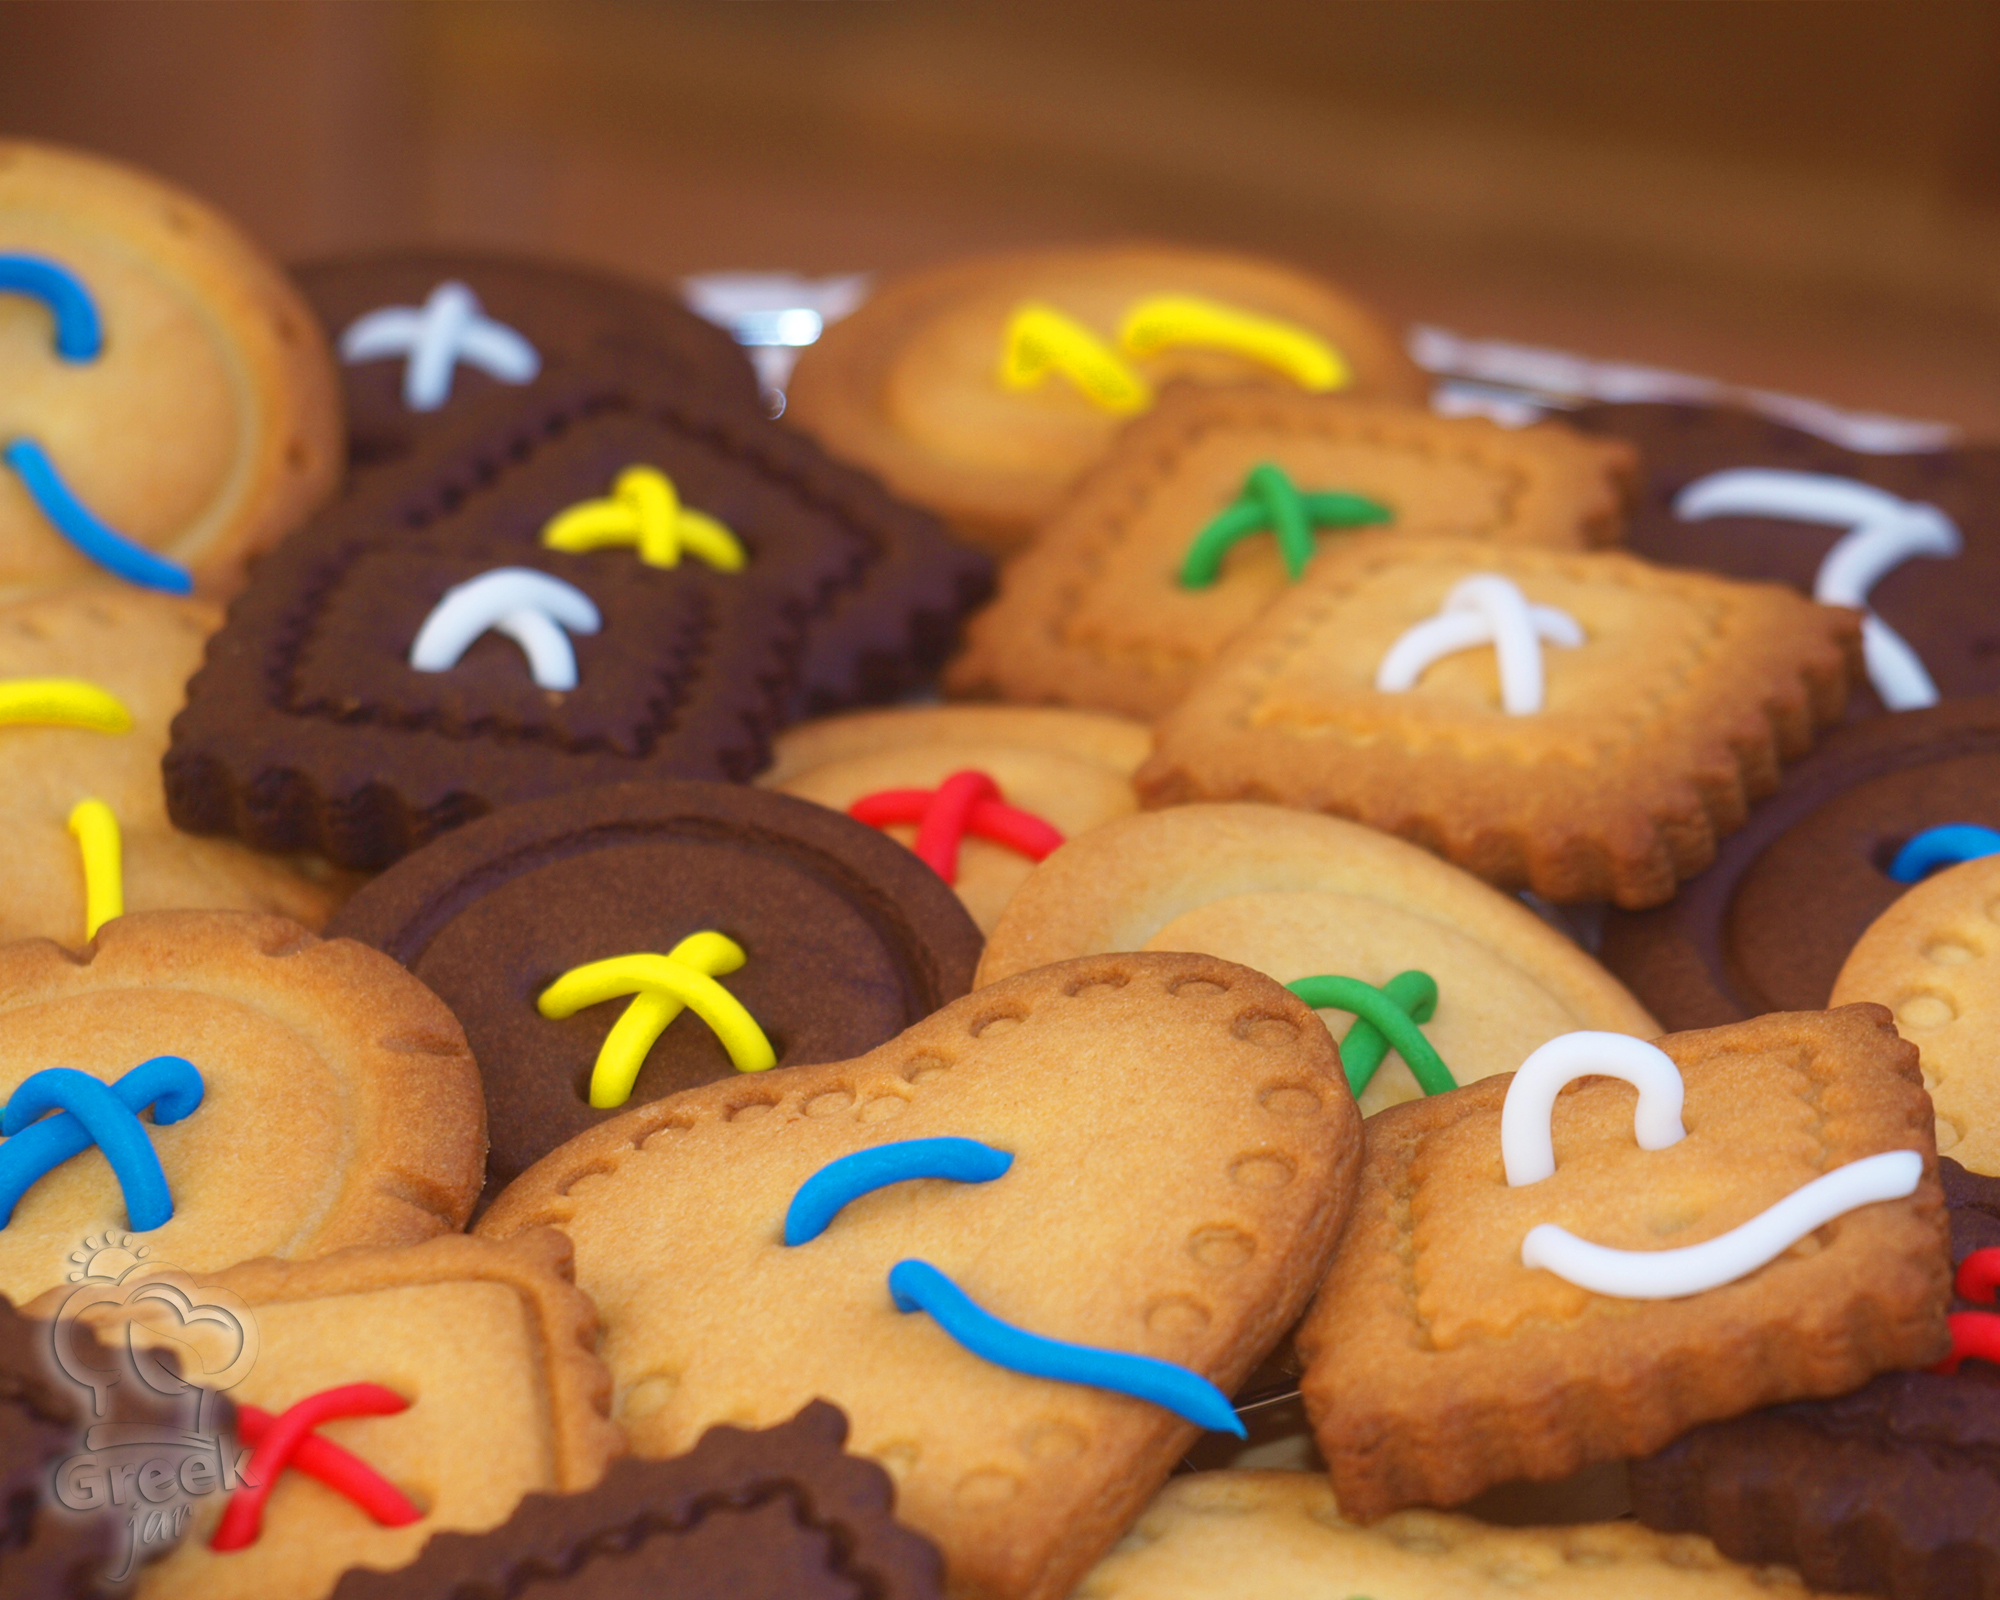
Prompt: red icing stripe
<box><xmin>849</xmin><ymin>770</ymin><xmax>1064</xmax><ymax>885</ymax></box>
<box><xmin>212</xmin><ymin>1384</ymin><xmax>419</xmax><ymax>1550</ymax></box>
<box><xmin>1956</xmin><ymin>1245</ymin><xmax>2000</xmax><ymax>1305</ymax></box>
<box><xmin>1935</xmin><ymin>1310</ymin><xmax>2000</xmax><ymax>1375</ymax></box>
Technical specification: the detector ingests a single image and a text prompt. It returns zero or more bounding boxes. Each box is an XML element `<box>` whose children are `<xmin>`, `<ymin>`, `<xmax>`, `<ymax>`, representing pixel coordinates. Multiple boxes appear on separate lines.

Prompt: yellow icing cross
<box><xmin>540</xmin><ymin>466</ymin><xmax>746</xmax><ymax>572</ymax></box>
<box><xmin>0</xmin><ymin>678</ymin><xmax>132</xmax><ymax>732</ymax></box>
<box><xmin>997</xmin><ymin>303</ymin><xmax>1152</xmax><ymax>414</ymax></box>
<box><xmin>66</xmin><ymin>798</ymin><xmax>122</xmax><ymax>940</ymax></box>
<box><xmin>1118</xmin><ymin>294</ymin><xmax>1349</xmax><ymax>391</ymax></box>
<box><xmin>537</xmin><ymin>931</ymin><xmax>775</xmax><ymax>1109</ymax></box>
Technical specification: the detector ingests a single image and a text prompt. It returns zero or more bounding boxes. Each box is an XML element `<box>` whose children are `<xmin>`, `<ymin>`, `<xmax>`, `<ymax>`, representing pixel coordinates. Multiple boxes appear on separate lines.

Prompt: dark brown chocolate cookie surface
<box><xmin>295</xmin><ymin>249</ymin><xmax>761</xmax><ymax>474</ymax></box>
<box><xmin>1630</xmin><ymin>1157</ymin><xmax>2000</xmax><ymax>1600</ymax></box>
<box><xmin>326</xmin><ymin>779</ymin><xmax>983</xmax><ymax>1196</ymax></box>
<box><xmin>327</xmin><ymin>1400</ymin><xmax>942</xmax><ymax>1600</ymax></box>
<box><xmin>165</xmin><ymin>360</ymin><xmax>992</xmax><ymax>870</ymax></box>
<box><xmin>1597</xmin><ymin>696</ymin><xmax>2000</xmax><ymax>1030</ymax></box>
<box><xmin>1568</xmin><ymin>402</ymin><xmax>2000</xmax><ymax>716</ymax></box>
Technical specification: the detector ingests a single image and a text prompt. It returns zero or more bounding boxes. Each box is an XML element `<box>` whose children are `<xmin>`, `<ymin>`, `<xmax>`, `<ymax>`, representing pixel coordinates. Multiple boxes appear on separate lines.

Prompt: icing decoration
<box><xmin>66</xmin><ymin>797</ymin><xmax>122</xmax><ymax>939</ymax></box>
<box><xmin>1888</xmin><ymin>824</ymin><xmax>2000</xmax><ymax>883</ymax></box>
<box><xmin>887</xmin><ymin>1259</ymin><xmax>1244</xmax><ymax>1436</ymax></box>
<box><xmin>1673</xmin><ymin>469</ymin><xmax>1962</xmax><ymax>711</ymax></box>
<box><xmin>1502</xmin><ymin>1032</ymin><xmax>1687</xmax><ymax>1188</ymax></box>
<box><xmin>997</xmin><ymin>303</ymin><xmax>1152</xmax><ymax>415</ymax></box>
<box><xmin>1959</xmin><ymin>1246</ymin><xmax>2000</xmax><ymax>1304</ymax></box>
<box><xmin>1520</xmin><ymin>1149</ymin><xmax>1924</xmax><ymax>1301</ymax></box>
<box><xmin>233</xmin><ymin>1399</ymin><xmax>425</xmax><ymax>1528</ymax></box>
<box><xmin>1178</xmin><ymin>463</ymin><xmax>1392</xmax><ymax>587</ymax></box>
<box><xmin>407</xmin><ymin>567</ymin><xmax>600</xmax><ymax>691</ymax></box>
<box><xmin>3</xmin><ymin>439</ymin><xmax>194</xmax><ymax>594</ymax></box>
<box><xmin>540</xmin><ymin>465</ymin><xmax>747</xmax><ymax>572</ymax></box>
<box><xmin>784</xmin><ymin>1138</ymin><xmax>1015</xmax><ymax>1246</ymax></box>
<box><xmin>848</xmin><ymin>770</ymin><xmax>1064</xmax><ymax>884</ymax></box>
<box><xmin>0</xmin><ymin>254</ymin><xmax>103</xmax><ymax>360</ymax></box>
<box><xmin>1938</xmin><ymin>1312</ymin><xmax>2000</xmax><ymax>1374</ymax></box>
<box><xmin>337</xmin><ymin>280</ymin><xmax>539</xmax><ymax>412</ymax></box>
<box><xmin>1119</xmin><ymin>294</ymin><xmax>1349</xmax><ymax>392</ymax></box>
<box><xmin>1285</xmin><ymin>971</ymin><xmax>1453</xmax><ymax>1098</ymax></box>
<box><xmin>211</xmin><ymin>1383</ymin><xmax>417</xmax><ymax>1550</ymax></box>
<box><xmin>1375</xmin><ymin>574</ymin><xmax>1584</xmax><ymax>715</ymax></box>
<box><xmin>0</xmin><ymin>678</ymin><xmax>131</xmax><ymax>732</ymax></box>
<box><xmin>0</xmin><ymin>1058</ymin><xmax>203</xmax><ymax>1231</ymax></box>
<box><xmin>537</xmin><ymin>933</ymin><xmax>776</xmax><ymax>1108</ymax></box>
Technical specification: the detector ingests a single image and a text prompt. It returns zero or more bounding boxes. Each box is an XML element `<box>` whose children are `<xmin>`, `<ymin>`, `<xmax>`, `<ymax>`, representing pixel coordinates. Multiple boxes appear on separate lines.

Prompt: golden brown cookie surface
<box><xmin>0</xmin><ymin>141</ymin><xmax>340</xmax><ymax>601</ymax></box>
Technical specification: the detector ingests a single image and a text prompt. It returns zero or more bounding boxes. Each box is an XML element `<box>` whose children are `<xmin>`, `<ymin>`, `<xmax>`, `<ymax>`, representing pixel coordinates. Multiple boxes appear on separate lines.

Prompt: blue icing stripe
<box><xmin>888</xmin><ymin>1259</ymin><xmax>1245</xmax><ymax>1438</ymax></box>
<box><xmin>785</xmin><ymin>1138</ymin><xmax>1013</xmax><ymax>1246</ymax></box>
<box><xmin>2</xmin><ymin>439</ymin><xmax>192</xmax><ymax>594</ymax></box>
<box><xmin>0</xmin><ymin>255</ymin><xmax>102</xmax><ymax>361</ymax></box>
<box><xmin>1889</xmin><ymin>824</ymin><xmax>2000</xmax><ymax>884</ymax></box>
<box><xmin>0</xmin><ymin>1058</ymin><xmax>204</xmax><ymax>1232</ymax></box>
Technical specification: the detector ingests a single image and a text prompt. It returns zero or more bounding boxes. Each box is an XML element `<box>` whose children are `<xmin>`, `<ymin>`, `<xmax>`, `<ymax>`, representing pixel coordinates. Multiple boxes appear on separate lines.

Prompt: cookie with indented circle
<box><xmin>1137</xmin><ymin>534</ymin><xmax>1862</xmax><ymax>908</ymax></box>
<box><xmin>36</xmin><ymin>1228</ymin><xmax>620</xmax><ymax>1600</ymax></box>
<box><xmin>1298</xmin><ymin>1004</ymin><xmax>1949</xmax><ymax>1522</ymax></box>
<box><xmin>1568</xmin><ymin>401</ymin><xmax>2000</xmax><ymax>716</ymax></box>
<box><xmin>759</xmin><ymin>705</ymin><xmax>1152</xmax><ymax>933</ymax></box>
<box><xmin>326</xmin><ymin>780</ymin><xmax>984</xmax><ymax>1201</ymax></box>
<box><xmin>1070</xmin><ymin>1470</ymin><xmax>1839</xmax><ymax>1599</ymax></box>
<box><xmin>947</xmin><ymin>385</ymin><xmax>1634</xmax><ymax>719</ymax></box>
<box><xmin>473</xmin><ymin>951</ymin><xmax>1362</xmax><ymax>1600</ymax></box>
<box><xmin>977</xmin><ymin>803</ymin><xmax>1658</xmax><ymax>1117</ymax></box>
<box><xmin>0</xmin><ymin>910</ymin><xmax>485</xmax><ymax>1307</ymax></box>
<box><xmin>785</xmin><ymin>244</ymin><xmax>1428</xmax><ymax>554</ymax></box>
<box><xmin>0</xmin><ymin>582</ymin><xmax>352</xmax><ymax>948</ymax></box>
<box><xmin>0</xmin><ymin>140</ymin><xmax>341</xmax><ymax>602</ymax></box>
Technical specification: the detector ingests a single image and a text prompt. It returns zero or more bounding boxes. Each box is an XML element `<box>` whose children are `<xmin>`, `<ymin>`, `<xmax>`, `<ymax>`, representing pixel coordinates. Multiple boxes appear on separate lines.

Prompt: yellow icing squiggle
<box><xmin>1119</xmin><ymin>294</ymin><xmax>1349</xmax><ymax>391</ymax></box>
<box><xmin>66</xmin><ymin>798</ymin><xmax>122</xmax><ymax>940</ymax></box>
<box><xmin>541</xmin><ymin>466</ymin><xmax>746</xmax><ymax>572</ymax></box>
<box><xmin>0</xmin><ymin>679</ymin><xmax>132</xmax><ymax>733</ymax></box>
<box><xmin>996</xmin><ymin>303</ymin><xmax>1152</xmax><ymax>415</ymax></box>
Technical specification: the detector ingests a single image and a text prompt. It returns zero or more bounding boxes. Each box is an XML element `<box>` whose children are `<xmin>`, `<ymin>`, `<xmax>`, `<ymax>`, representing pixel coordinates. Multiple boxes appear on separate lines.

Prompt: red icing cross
<box><xmin>1933</xmin><ymin>1246</ymin><xmax>2000</xmax><ymax>1375</ymax></box>
<box><xmin>848</xmin><ymin>769</ymin><xmax>1063</xmax><ymax>885</ymax></box>
<box><xmin>211</xmin><ymin>1383</ymin><xmax>422</xmax><ymax>1550</ymax></box>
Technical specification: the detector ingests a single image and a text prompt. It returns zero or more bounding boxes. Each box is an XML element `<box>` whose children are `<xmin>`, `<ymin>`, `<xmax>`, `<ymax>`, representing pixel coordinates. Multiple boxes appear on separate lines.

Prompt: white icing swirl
<box><xmin>408</xmin><ymin>568</ymin><xmax>600</xmax><ymax>691</ymax></box>
<box><xmin>340</xmin><ymin>281</ymin><xmax>541</xmax><ymax>412</ymax></box>
<box><xmin>1375</xmin><ymin>574</ymin><xmax>1583</xmax><ymax>715</ymax></box>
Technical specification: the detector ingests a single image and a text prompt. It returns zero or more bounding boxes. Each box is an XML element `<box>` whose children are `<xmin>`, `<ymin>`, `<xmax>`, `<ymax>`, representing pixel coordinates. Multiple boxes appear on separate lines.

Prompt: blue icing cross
<box><xmin>0</xmin><ymin>1057</ymin><xmax>204</xmax><ymax>1232</ymax></box>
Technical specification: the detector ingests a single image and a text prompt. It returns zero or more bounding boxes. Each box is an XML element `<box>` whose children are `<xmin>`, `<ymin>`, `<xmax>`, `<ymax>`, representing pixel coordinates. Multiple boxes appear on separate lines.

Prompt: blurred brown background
<box><xmin>3</xmin><ymin>1</ymin><xmax>1998</xmax><ymax>432</ymax></box>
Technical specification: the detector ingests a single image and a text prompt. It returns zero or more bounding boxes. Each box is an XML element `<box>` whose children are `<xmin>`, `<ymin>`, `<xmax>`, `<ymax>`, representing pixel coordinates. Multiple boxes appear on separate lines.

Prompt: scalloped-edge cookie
<box><xmin>0</xmin><ymin>139</ymin><xmax>340</xmax><ymax>602</ymax></box>
<box><xmin>1072</xmin><ymin>1471</ymin><xmax>1835</xmax><ymax>1599</ymax></box>
<box><xmin>476</xmin><ymin>951</ymin><xmax>1361</xmax><ymax>1600</ymax></box>
<box><xmin>0</xmin><ymin>910</ymin><xmax>485</xmax><ymax>1305</ymax></box>
<box><xmin>1831</xmin><ymin>851</ymin><xmax>2000</xmax><ymax>1174</ymax></box>
<box><xmin>35</xmin><ymin>1228</ymin><xmax>620</xmax><ymax>1600</ymax></box>
<box><xmin>785</xmin><ymin>245</ymin><xmax>1426</xmax><ymax>554</ymax></box>
<box><xmin>948</xmin><ymin>388</ymin><xmax>1633</xmax><ymax>718</ymax></box>
<box><xmin>1298</xmin><ymin>1005</ymin><xmax>1949</xmax><ymax>1521</ymax></box>
<box><xmin>1137</xmin><ymin>535</ymin><xmax>1861</xmax><ymax>908</ymax></box>
<box><xmin>977</xmin><ymin>804</ymin><xmax>1657</xmax><ymax>1115</ymax></box>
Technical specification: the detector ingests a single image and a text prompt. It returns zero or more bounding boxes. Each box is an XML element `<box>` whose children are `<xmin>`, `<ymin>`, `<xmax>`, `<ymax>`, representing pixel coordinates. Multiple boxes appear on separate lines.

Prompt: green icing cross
<box><xmin>1286</xmin><ymin>970</ymin><xmax>1455</xmax><ymax>1098</ymax></box>
<box><xmin>1177</xmin><ymin>462</ymin><xmax>1392</xmax><ymax>588</ymax></box>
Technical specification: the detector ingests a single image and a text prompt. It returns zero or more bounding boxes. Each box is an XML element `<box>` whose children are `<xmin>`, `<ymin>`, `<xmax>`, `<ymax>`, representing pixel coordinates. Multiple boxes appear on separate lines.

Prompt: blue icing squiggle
<box><xmin>2</xmin><ymin>439</ymin><xmax>192</xmax><ymax>594</ymax></box>
<box><xmin>0</xmin><ymin>255</ymin><xmax>102</xmax><ymax>361</ymax></box>
<box><xmin>1889</xmin><ymin>824</ymin><xmax>2000</xmax><ymax>884</ymax></box>
<box><xmin>888</xmin><ymin>1258</ymin><xmax>1244</xmax><ymax>1437</ymax></box>
<box><xmin>784</xmin><ymin>1138</ymin><xmax>1013</xmax><ymax>1246</ymax></box>
<box><xmin>0</xmin><ymin>1058</ymin><xmax>204</xmax><ymax>1231</ymax></box>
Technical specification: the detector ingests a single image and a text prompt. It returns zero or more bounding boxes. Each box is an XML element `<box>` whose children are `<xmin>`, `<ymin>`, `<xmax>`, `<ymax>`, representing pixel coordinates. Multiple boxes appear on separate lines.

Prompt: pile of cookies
<box><xmin>0</xmin><ymin>138</ymin><xmax>1993</xmax><ymax>1600</ymax></box>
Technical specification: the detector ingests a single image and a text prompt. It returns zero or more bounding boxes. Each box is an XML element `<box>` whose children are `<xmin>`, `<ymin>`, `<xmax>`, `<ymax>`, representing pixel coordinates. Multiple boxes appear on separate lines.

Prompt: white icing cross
<box><xmin>339</xmin><ymin>281</ymin><xmax>541</xmax><ymax>412</ymax></box>
<box><xmin>1674</xmin><ymin>469</ymin><xmax>1962</xmax><ymax>711</ymax></box>
<box><xmin>1374</xmin><ymin>574</ymin><xmax>1584</xmax><ymax>715</ymax></box>
<box><xmin>408</xmin><ymin>568</ymin><xmax>600</xmax><ymax>692</ymax></box>
<box><xmin>1501</xmin><ymin>1030</ymin><xmax>1923</xmax><ymax>1300</ymax></box>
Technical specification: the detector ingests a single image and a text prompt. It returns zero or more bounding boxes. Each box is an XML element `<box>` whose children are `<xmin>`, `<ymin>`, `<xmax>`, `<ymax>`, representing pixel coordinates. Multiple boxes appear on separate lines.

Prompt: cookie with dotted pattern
<box><xmin>1137</xmin><ymin>535</ymin><xmax>1861</xmax><ymax>908</ymax></box>
<box><xmin>474</xmin><ymin>951</ymin><xmax>1362</xmax><ymax>1600</ymax></box>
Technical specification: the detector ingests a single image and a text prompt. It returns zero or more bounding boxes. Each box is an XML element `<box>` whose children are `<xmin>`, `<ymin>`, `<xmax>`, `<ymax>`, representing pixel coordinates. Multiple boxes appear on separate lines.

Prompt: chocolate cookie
<box><xmin>1629</xmin><ymin>1158</ymin><xmax>2000</xmax><ymax>1600</ymax></box>
<box><xmin>1598</xmin><ymin>696</ymin><xmax>2000</xmax><ymax>1030</ymax></box>
<box><xmin>1568</xmin><ymin>401</ymin><xmax>2000</xmax><ymax>715</ymax></box>
<box><xmin>325</xmin><ymin>779</ymin><xmax>983</xmax><ymax>1197</ymax></box>
<box><xmin>165</xmin><ymin>360</ymin><xmax>992</xmax><ymax>870</ymax></box>
<box><xmin>294</xmin><ymin>249</ymin><xmax>760</xmax><ymax>475</ymax></box>
<box><xmin>326</xmin><ymin>1401</ymin><xmax>941</xmax><ymax>1600</ymax></box>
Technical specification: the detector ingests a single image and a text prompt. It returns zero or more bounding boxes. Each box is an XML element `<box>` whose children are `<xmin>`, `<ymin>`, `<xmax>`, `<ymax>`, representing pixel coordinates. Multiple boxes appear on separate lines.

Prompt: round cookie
<box><xmin>0</xmin><ymin>582</ymin><xmax>352</xmax><ymax>944</ymax></box>
<box><xmin>1598</xmin><ymin>696</ymin><xmax>2000</xmax><ymax>1032</ymax></box>
<box><xmin>977</xmin><ymin>804</ymin><xmax>1658</xmax><ymax>1114</ymax></box>
<box><xmin>759</xmin><ymin>706</ymin><xmax>1151</xmax><ymax>932</ymax></box>
<box><xmin>1830</xmin><ymin>853</ymin><xmax>2000</xmax><ymax>1172</ymax></box>
<box><xmin>0</xmin><ymin>911</ymin><xmax>485</xmax><ymax>1306</ymax></box>
<box><xmin>0</xmin><ymin>140</ymin><xmax>341</xmax><ymax>601</ymax></box>
<box><xmin>785</xmin><ymin>245</ymin><xmax>1427</xmax><ymax>553</ymax></box>
<box><xmin>326</xmin><ymin>780</ymin><xmax>984</xmax><ymax>1198</ymax></box>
